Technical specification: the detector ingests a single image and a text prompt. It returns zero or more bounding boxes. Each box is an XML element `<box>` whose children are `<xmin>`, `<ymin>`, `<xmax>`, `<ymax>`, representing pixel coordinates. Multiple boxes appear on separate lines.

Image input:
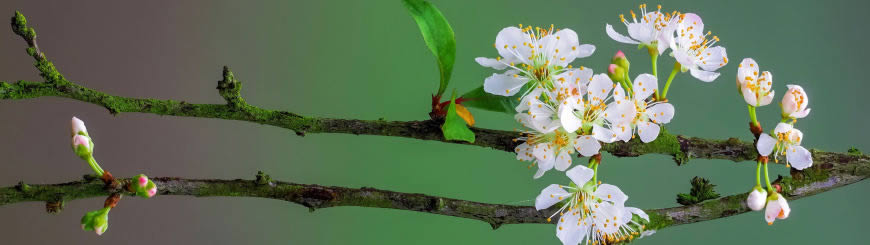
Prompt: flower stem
<box><xmin>755</xmin><ymin>159</ymin><xmax>762</xmax><ymax>187</ymax></box>
<box><xmin>748</xmin><ymin>105</ymin><xmax>759</xmax><ymax>127</ymax></box>
<box><xmin>651</xmin><ymin>53</ymin><xmax>659</xmax><ymax>99</ymax></box>
<box><xmin>588</xmin><ymin>158</ymin><xmax>599</xmax><ymax>185</ymax></box>
<box><xmin>87</xmin><ymin>157</ymin><xmax>104</xmax><ymax>177</ymax></box>
<box><xmin>763</xmin><ymin>161</ymin><xmax>774</xmax><ymax>192</ymax></box>
<box><xmin>660</xmin><ymin>62</ymin><xmax>681</xmax><ymax>99</ymax></box>
<box><xmin>592</xmin><ymin>162</ymin><xmax>599</xmax><ymax>185</ymax></box>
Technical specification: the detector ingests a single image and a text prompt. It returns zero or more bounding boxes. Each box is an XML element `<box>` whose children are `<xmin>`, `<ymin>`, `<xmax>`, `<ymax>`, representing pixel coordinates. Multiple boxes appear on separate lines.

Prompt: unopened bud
<box><xmin>72</xmin><ymin>134</ymin><xmax>93</xmax><ymax>160</ymax></box>
<box><xmin>71</xmin><ymin>117</ymin><xmax>88</xmax><ymax>136</ymax></box>
<box><xmin>608</xmin><ymin>64</ymin><xmax>625</xmax><ymax>82</ymax></box>
<box><xmin>611</xmin><ymin>50</ymin><xmax>630</xmax><ymax>70</ymax></box>
<box><xmin>132</xmin><ymin>174</ymin><xmax>158</xmax><ymax>198</ymax></box>
<box><xmin>81</xmin><ymin>207</ymin><xmax>110</xmax><ymax>236</ymax></box>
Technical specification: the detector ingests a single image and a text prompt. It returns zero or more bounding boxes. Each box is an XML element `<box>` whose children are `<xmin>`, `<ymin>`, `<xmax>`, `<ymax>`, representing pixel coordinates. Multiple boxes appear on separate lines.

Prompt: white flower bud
<box><xmin>746</xmin><ymin>188</ymin><xmax>767</xmax><ymax>211</ymax></box>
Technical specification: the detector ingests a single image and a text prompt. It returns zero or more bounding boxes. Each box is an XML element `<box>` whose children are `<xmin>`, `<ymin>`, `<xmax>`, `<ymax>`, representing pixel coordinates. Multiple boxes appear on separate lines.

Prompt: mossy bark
<box><xmin>2</xmin><ymin>150</ymin><xmax>867</xmax><ymax>230</ymax></box>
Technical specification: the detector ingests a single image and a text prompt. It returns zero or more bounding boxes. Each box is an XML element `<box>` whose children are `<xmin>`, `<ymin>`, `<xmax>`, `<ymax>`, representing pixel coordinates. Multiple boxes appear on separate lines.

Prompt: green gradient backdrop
<box><xmin>0</xmin><ymin>0</ymin><xmax>867</xmax><ymax>244</ymax></box>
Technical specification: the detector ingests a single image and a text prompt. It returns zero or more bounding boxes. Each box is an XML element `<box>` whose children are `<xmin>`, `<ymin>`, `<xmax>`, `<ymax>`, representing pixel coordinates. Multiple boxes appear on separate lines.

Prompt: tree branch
<box><xmin>3</xmin><ymin>150</ymin><xmax>868</xmax><ymax>230</ymax></box>
<box><xmin>3</xmin><ymin>12</ymin><xmax>757</xmax><ymax>166</ymax></box>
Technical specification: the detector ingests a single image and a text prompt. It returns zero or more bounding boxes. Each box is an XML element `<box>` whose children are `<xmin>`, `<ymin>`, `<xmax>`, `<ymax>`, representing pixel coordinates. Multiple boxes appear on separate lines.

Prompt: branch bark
<box><xmin>3</xmin><ymin>150</ymin><xmax>868</xmax><ymax>230</ymax></box>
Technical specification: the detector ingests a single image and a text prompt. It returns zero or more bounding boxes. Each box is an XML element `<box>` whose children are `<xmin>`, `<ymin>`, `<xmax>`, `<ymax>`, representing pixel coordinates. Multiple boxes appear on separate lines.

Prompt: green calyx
<box><xmin>73</xmin><ymin>141</ymin><xmax>92</xmax><ymax>160</ymax></box>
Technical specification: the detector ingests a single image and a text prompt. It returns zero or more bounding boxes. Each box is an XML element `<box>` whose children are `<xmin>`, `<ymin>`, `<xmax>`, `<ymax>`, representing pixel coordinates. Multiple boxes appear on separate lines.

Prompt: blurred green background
<box><xmin>0</xmin><ymin>0</ymin><xmax>867</xmax><ymax>244</ymax></box>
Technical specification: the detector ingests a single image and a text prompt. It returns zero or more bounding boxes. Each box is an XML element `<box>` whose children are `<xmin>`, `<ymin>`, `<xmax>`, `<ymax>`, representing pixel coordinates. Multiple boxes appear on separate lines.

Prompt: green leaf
<box><xmin>460</xmin><ymin>85</ymin><xmax>523</xmax><ymax>114</ymax></box>
<box><xmin>442</xmin><ymin>94</ymin><xmax>475</xmax><ymax>143</ymax></box>
<box><xmin>402</xmin><ymin>0</ymin><xmax>456</xmax><ymax>96</ymax></box>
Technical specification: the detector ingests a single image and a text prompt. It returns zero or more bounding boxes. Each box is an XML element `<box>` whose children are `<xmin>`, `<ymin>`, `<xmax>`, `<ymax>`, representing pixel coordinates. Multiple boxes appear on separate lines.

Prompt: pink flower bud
<box><xmin>608</xmin><ymin>64</ymin><xmax>618</xmax><ymax>74</ymax></box>
<box><xmin>147</xmin><ymin>187</ymin><xmax>157</xmax><ymax>197</ymax></box>
<box><xmin>72</xmin><ymin>134</ymin><xmax>90</xmax><ymax>150</ymax></box>
<box><xmin>613</xmin><ymin>50</ymin><xmax>626</xmax><ymax>59</ymax></box>
<box><xmin>138</xmin><ymin>176</ymin><xmax>148</xmax><ymax>187</ymax></box>
<box><xmin>71</xmin><ymin>117</ymin><xmax>88</xmax><ymax>136</ymax></box>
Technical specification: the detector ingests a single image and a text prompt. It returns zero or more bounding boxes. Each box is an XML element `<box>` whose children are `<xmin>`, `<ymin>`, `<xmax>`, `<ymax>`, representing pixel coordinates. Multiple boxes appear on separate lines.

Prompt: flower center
<box><xmin>790</xmin><ymin>89</ymin><xmax>805</xmax><ymax>110</ymax></box>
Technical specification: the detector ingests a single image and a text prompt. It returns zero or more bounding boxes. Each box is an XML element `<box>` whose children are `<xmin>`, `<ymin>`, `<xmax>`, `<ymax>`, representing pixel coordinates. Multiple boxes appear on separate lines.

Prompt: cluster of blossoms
<box><xmin>472</xmin><ymin>4</ymin><xmax>740</xmax><ymax>244</ymax></box>
<box><xmin>737</xmin><ymin>58</ymin><xmax>813</xmax><ymax>225</ymax></box>
<box><xmin>71</xmin><ymin>117</ymin><xmax>158</xmax><ymax>235</ymax></box>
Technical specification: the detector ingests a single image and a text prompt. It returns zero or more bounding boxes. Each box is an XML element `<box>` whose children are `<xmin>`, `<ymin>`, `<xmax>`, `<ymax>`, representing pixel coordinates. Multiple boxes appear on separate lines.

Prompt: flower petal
<box><xmin>737</xmin><ymin>58</ymin><xmax>759</xmax><ymax>86</ymax></box>
<box><xmin>787</xmin><ymin>145</ymin><xmax>813</xmax><ymax>170</ymax></box>
<box><xmin>592</xmin><ymin>125</ymin><xmax>616</xmax><ymax>143</ymax></box>
<box><xmin>515</xmin><ymin>88</ymin><xmax>546</xmax><ymax>112</ymax></box>
<box><xmin>483</xmin><ymin>72</ymin><xmax>529</xmax><ymax>96</ymax></box>
<box><xmin>637</xmin><ymin>121</ymin><xmax>661</xmax><ymax>143</ymax></box>
<box><xmin>627</xmin><ymin>21</ymin><xmax>655</xmax><ymax>44</ymax></box>
<box><xmin>605</xmin><ymin>97</ymin><xmax>636</xmax><ymax>125</ymax></box>
<box><xmin>575</xmin><ymin>44</ymin><xmax>596</xmax><ymax>59</ymax></box>
<box><xmin>587</xmin><ymin>74</ymin><xmax>614</xmax><ymax>105</ymax></box>
<box><xmin>612</xmin><ymin>121</ymin><xmax>633</xmax><ymax>142</ymax></box>
<box><xmin>515</xmin><ymin>142</ymin><xmax>535</xmax><ymax>161</ymax></box>
<box><xmin>759</xmin><ymin>90</ymin><xmax>775</xmax><ymax>107</ymax></box>
<box><xmin>757</xmin><ymin>133</ymin><xmax>776</xmax><ymax>156</ymax></box>
<box><xmin>632</xmin><ymin>73</ymin><xmax>658</xmax><ymax>100</ymax></box>
<box><xmin>595</xmin><ymin>184</ymin><xmax>628</xmax><ymax>206</ymax></box>
<box><xmin>697</xmin><ymin>46</ymin><xmax>728</xmax><ymax>71</ymax></box>
<box><xmin>535</xmin><ymin>184</ymin><xmax>571</xmax><ymax>210</ymax></box>
<box><xmin>624</xmin><ymin>206</ymin><xmax>649</xmax><ymax>222</ymax></box>
<box><xmin>646</xmin><ymin>103</ymin><xmax>675</xmax><ymax>124</ymax></box>
<box><xmin>566</xmin><ymin>165</ymin><xmax>594</xmax><ymax>186</ymax></box>
<box><xmin>605</xmin><ymin>24</ymin><xmax>640</xmax><ymax>44</ymax></box>
<box><xmin>549</xmin><ymin>29</ymin><xmax>582</xmax><ymax>66</ymax></box>
<box><xmin>554</xmin><ymin>150</ymin><xmax>574</xmax><ymax>171</ymax></box>
<box><xmin>791</xmin><ymin>108</ymin><xmax>811</xmax><ymax>119</ymax></box>
<box><xmin>475</xmin><ymin>57</ymin><xmax>508</xmax><ymax>70</ymax></box>
<box><xmin>556</xmin><ymin>212</ymin><xmax>587</xmax><ymax>245</ymax></box>
<box><xmin>495</xmin><ymin>27</ymin><xmax>532</xmax><ymax>64</ymax></box>
<box><xmin>742</xmin><ymin>85</ymin><xmax>758</xmax><ymax>106</ymax></box>
<box><xmin>574</xmin><ymin>135</ymin><xmax>601</xmax><ymax>157</ymax></box>
<box><xmin>689</xmin><ymin>68</ymin><xmax>720</xmax><ymax>82</ymax></box>
<box><xmin>559</xmin><ymin>103</ymin><xmax>583</xmax><ymax>133</ymax></box>
<box><xmin>774</xmin><ymin>123</ymin><xmax>793</xmax><ymax>135</ymax></box>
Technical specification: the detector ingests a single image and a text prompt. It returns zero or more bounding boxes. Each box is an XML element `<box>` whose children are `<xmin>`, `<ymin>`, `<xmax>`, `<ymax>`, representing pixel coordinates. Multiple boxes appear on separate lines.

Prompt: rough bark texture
<box><xmin>3</xmin><ymin>150</ymin><xmax>868</xmax><ymax>230</ymax></box>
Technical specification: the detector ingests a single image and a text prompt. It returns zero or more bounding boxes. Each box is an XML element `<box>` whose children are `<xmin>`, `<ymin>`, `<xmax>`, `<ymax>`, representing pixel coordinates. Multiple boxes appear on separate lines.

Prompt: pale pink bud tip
<box><xmin>95</xmin><ymin>227</ymin><xmax>106</xmax><ymax>236</ymax></box>
<box><xmin>614</xmin><ymin>50</ymin><xmax>625</xmax><ymax>59</ymax></box>
<box><xmin>71</xmin><ymin>117</ymin><xmax>87</xmax><ymax>136</ymax></box>
<box><xmin>138</xmin><ymin>176</ymin><xmax>148</xmax><ymax>187</ymax></box>
<box><xmin>147</xmin><ymin>187</ymin><xmax>157</xmax><ymax>197</ymax></box>
<box><xmin>73</xmin><ymin>135</ymin><xmax>89</xmax><ymax>148</ymax></box>
<box><xmin>608</xmin><ymin>64</ymin><xmax>618</xmax><ymax>74</ymax></box>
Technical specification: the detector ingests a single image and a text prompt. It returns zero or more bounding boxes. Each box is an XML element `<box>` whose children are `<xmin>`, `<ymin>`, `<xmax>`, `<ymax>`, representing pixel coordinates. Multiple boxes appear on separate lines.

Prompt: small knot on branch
<box><xmin>217</xmin><ymin>66</ymin><xmax>247</xmax><ymax>107</ymax></box>
<box><xmin>15</xmin><ymin>181</ymin><xmax>30</xmax><ymax>192</ymax></box>
<box><xmin>103</xmin><ymin>193</ymin><xmax>121</xmax><ymax>208</ymax></box>
<box><xmin>255</xmin><ymin>171</ymin><xmax>274</xmax><ymax>186</ymax></box>
<box><xmin>749</xmin><ymin>121</ymin><xmax>763</xmax><ymax>139</ymax></box>
<box><xmin>45</xmin><ymin>199</ymin><xmax>64</xmax><ymax>214</ymax></box>
<box><xmin>676</xmin><ymin>176</ymin><xmax>721</xmax><ymax>205</ymax></box>
<box><xmin>100</xmin><ymin>171</ymin><xmax>121</xmax><ymax>190</ymax></box>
